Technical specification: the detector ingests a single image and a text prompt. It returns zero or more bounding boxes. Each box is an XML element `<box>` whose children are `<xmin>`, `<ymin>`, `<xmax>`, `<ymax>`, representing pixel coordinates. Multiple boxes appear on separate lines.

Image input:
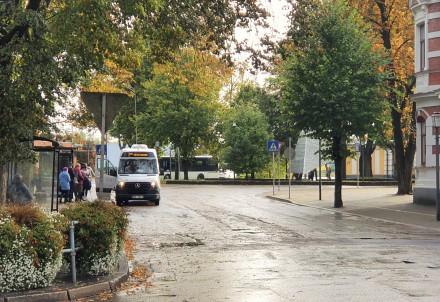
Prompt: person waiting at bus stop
<box><xmin>7</xmin><ymin>174</ymin><xmax>33</xmax><ymax>205</ymax></box>
<box><xmin>74</xmin><ymin>163</ymin><xmax>85</xmax><ymax>201</ymax></box>
<box><xmin>67</xmin><ymin>162</ymin><xmax>75</xmax><ymax>202</ymax></box>
<box><xmin>58</xmin><ymin>167</ymin><xmax>71</xmax><ymax>203</ymax></box>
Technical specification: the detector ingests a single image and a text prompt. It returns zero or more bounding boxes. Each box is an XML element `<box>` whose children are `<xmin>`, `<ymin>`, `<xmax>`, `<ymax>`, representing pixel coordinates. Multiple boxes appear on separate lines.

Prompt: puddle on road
<box><xmin>333</xmin><ymin>212</ymin><xmax>343</xmax><ymax>220</ymax></box>
<box><xmin>160</xmin><ymin>238</ymin><xmax>205</xmax><ymax>248</ymax></box>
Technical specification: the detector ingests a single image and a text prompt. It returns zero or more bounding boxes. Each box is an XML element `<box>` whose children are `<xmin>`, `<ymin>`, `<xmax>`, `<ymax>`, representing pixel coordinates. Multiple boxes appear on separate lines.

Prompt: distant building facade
<box><xmin>291</xmin><ymin>132</ymin><xmax>320</xmax><ymax>177</ymax></box>
<box><xmin>410</xmin><ymin>1</ymin><xmax>440</xmax><ymax>204</ymax></box>
<box><xmin>291</xmin><ymin>133</ymin><xmax>393</xmax><ymax>179</ymax></box>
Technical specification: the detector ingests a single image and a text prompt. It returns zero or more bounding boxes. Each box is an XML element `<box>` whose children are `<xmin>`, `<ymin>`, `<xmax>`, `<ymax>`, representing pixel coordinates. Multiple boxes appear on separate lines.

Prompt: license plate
<box><xmin>132</xmin><ymin>195</ymin><xmax>143</xmax><ymax>199</ymax></box>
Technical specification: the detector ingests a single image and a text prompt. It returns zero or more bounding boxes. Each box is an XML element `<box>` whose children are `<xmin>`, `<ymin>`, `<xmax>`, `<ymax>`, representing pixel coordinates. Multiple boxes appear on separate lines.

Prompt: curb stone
<box><xmin>1</xmin><ymin>254</ymin><xmax>129</xmax><ymax>302</ymax></box>
<box><xmin>67</xmin><ymin>282</ymin><xmax>111</xmax><ymax>301</ymax></box>
<box><xmin>4</xmin><ymin>291</ymin><xmax>69</xmax><ymax>302</ymax></box>
<box><xmin>109</xmin><ymin>256</ymin><xmax>130</xmax><ymax>292</ymax></box>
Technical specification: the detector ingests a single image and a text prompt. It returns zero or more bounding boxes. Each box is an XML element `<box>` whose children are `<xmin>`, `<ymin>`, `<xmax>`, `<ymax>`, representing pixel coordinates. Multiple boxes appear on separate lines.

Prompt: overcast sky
<box><xmin>233</xmin><ymin>0</ymin><xmax>290</xmax><ymax>84</ymax></box>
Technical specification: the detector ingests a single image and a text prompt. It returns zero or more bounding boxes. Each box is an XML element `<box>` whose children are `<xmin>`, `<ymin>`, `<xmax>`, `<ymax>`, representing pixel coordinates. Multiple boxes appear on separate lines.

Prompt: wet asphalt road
<box><xmin>104</xmin><ymin>185</ymin><xmax>440</xmax><ymax>302</ymax></box>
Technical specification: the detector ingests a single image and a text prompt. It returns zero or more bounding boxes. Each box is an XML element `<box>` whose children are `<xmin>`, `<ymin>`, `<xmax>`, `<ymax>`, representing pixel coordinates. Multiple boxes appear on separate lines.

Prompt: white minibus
<box><xmin>114</xmin><ymin>144</ymin><xmax>161</xmax><ymax>206</ymax></box>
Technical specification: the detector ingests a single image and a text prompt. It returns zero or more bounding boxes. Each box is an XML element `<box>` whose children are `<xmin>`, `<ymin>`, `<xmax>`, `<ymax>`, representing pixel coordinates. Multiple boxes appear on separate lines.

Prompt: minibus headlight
<box><xmin>117</xmin><ymin>181</ymin><xmax>125</xmax><ymax>189</ymax></box>
<box><xmin>150</xmin><ymin>181</ymin><xmax>157</xmax><ymax>189</ymax></box>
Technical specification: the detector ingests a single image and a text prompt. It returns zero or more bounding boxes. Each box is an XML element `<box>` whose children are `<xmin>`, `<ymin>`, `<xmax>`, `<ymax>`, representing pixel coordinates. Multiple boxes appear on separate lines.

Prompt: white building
<box><xmin>291</xmin><ymin>132</ymin><xmax>320</xmax><ymax>177</ymax></box>
<box><xmin>410</xmin><ymin>0</ymin><xmax>440</xmax><ymax>204</ymax></box>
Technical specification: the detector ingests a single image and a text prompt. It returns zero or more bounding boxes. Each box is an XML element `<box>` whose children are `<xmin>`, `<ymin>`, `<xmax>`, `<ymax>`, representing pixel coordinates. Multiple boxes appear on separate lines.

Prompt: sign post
<box><xmin>81</xmin><ymin>91</ymin><xmax>129</xmax><ymax>198</ymax></box>
<box><xmin>268</xmin><ymin>140</ymin><xmax>279</xmax><ymax>195</ymax></box>
<box><xmin>278</xmin><ymin>142</ymin><xmax>284</xmax><ymax>191</ymax></box>
<box><xmin>288</xmin><ymin>137</ymin><xmax>292</xmax><ymax>198</ymax></box>
<box><xmin>319</xmin><ymin>140</ymin><xmax>322</xmax><ymax>200</ymax></box>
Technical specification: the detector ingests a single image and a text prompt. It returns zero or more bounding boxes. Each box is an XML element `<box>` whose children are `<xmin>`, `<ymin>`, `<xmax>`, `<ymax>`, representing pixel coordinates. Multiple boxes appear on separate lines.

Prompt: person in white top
<box><xmin>86</xmin><ymin>163</ymin><xmax>95</xmax><ymax>178</ymax></box>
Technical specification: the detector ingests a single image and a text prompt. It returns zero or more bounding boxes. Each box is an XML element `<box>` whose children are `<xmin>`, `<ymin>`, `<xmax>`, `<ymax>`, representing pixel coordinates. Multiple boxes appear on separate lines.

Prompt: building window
<box><xmin>421</xmin><ymin>120</ymin><xmax>426</xmax><ymax>166</ymax></box>
<box><xmin>419</xmin><ymin>23</ymin><xmax>426</xmax><ymax>71</ymax></box>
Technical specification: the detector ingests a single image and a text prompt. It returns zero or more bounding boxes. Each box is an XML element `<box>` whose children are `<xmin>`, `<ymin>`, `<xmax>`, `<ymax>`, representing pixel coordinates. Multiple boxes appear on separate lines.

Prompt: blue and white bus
<box><xmin>159</xmin><ymin>155</ymin><xmax>227</xmax><ymax>180</ymax></box>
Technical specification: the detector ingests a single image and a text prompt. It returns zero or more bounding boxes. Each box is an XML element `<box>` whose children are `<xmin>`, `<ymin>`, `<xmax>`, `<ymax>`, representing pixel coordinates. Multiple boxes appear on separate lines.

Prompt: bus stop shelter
<box><xmin>8</xmin><ymin>137</ymin><xmax>74</xmax><ymax>211</ymax></box>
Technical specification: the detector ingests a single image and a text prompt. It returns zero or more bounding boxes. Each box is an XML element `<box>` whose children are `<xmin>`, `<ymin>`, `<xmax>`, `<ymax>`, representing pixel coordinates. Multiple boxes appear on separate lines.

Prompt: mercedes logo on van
<box><xmin>135</xmin><ymin>183</ymin><xmax>141</xmax><ymax>188</ymax></box>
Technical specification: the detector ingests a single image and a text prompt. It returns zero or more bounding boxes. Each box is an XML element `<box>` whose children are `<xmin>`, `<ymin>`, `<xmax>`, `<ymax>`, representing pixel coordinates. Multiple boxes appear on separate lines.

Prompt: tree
<box><xmin>90</xmin><ymin>0</ymin><xmax>271</xmax><ymax>146</ymax></box>
<box><xmin>1</xmin><ymin>0</ymin><xmax>272</xmax><ymax>159</ymax></box>
<box><xmin>346</xmin><ymin>0</ymin><xmax>415</xmax><ymax>194</ymax></box>
<box><xmin>279</xmin><ymin>0</ymin><xmax>389</xmax><ymax>207</ymax></box>
<box><xmin>0</xmin><ymin>1</ymin><xmax>67</xmax><ymax>164</ymax></box>
<box><xmin>0</xmin><ymin>0</ymin><xmax>148</xmax><ymax>164</ymax></box>
<box><xmin>0</xmin><ymin>0</ymin><xmax>272</xmax><ymax>200</ymax></box>
<box><xmin>230</xmin><ymin>83</ymin><xmax>299</xmax><ymax>176</ymax></box>
<box><xmin>221</xmin><ymin>105</ymin><xmax>272</xmax><ymax>179</ymax></box>
<box><xmin>233</xmin><ymin>83</ymin><xmax>298</xmax><ymax>143</ymax></box>
<box><xmin>132</xmin><ymin>48</ymin><xmax>232</xmax><ymax>180</ymax></box>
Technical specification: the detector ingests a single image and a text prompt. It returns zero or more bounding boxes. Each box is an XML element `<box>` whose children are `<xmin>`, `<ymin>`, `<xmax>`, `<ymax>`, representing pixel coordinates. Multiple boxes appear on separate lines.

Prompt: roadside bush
<box><xmin>60</xmin><ymin>200</ymin><xmax>128</xmax><ymax>276</ymax></box>
<box><xmin>0</xmin><ymin>205</ymin><xmax>67</xmax><ymax>293</ymax></box>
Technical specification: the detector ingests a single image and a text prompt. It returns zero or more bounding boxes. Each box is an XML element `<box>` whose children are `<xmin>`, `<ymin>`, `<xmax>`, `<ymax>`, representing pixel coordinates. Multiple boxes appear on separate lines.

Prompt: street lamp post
<box><xmin>432</xmin><ymin>112</ymin><xmax>440</xmax><ymax>221</ymax></box>
<box><xmin>355</xmin><ymin>140</ymin><xmax>360</xmax><ymax>188</ymax></box>
<box><xmin>133</xmin><ymin>89</ymin><xmax>137</xmax><ymax>144</ymax></box>
<box><xmin>361</xmin><ymin>140</ymin><xmax>365</xmax><ymax>182</ymax></box>
<box><xmin>232</xmin><ymin>122</ymin><xmax>237</xmax><ymax>179</ymax></box>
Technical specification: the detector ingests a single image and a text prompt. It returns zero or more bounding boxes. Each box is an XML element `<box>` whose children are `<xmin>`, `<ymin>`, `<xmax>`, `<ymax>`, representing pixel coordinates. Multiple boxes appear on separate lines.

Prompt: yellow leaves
<box><xmin>130</xmin><ymin>263</ymin><xmax>152</xmax><ymax>279</ymax></box>
<box><xmin>115</xmin><ymin>263</ymin><xmax>154</xmax><ymax>297</ymax></box>
<box><xmin>149</xmin><ymin>47</ymin><xmax>232</xmax><ymax>99</ymax></box>
<box><xmin>95</xmin><ymin>292</ymin><xmax>114</xmax><ymax>300</ymax></box>
<box><xmin>82</xmin><ymin>59</ymin><xmax>134</xmax><ymax>94</ymax></box>
<box><xmin>123</xmin><ymin>236</ymin><xmax>135</xmax><ymax>261</ymax></box>
<box><xmin>348</xmin><ymin>0</ymin><xmax>414</xmax><ymax>89</ymax></box>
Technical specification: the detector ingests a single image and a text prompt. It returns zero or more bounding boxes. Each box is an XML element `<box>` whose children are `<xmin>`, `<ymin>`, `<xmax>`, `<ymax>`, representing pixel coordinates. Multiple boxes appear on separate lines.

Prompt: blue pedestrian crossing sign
<box><xmin>267</xmin><ymin>140</ymin><xmax>279</xmax><ymax>153</ymax></box>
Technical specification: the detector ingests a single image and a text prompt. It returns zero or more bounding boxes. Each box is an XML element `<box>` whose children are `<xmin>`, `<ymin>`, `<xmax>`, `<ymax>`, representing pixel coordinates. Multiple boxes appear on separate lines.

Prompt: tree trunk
<box><xmin>182</xmin><ymin>159</ymin><xmax>189</xmax><ymax>180</ymax></box>
<box><xmin>375</xmin><ymin>0</ymin><xmax>416</xmax><ymax>195</ymax></box>
<box><xmin>174</xmin><ymin>155</ymin><xmax>180</xmax><ymax>180</ymax></box>
<box><xmin>333</xmin><ymin>136</ymin><xmax>343</xmax><ymax>208</ymax></box>
<box><xmin>360</xmin><ymin>139</ymin><xmax>375</xmax><ymax>178</ymax></box>
<box><xmin>0</xmin><ymin>164</ymin><xmax>8</xmax><ymax>205</ymax></box>
<box><xmin>341</xmin><ymin>158</ymin><xmax>346</xmax><ymax>180</ymax></box>
<box><xmin>393</xmin><ymin>106</ymin><xmax>416</xmax><ymax>194</ymax></box>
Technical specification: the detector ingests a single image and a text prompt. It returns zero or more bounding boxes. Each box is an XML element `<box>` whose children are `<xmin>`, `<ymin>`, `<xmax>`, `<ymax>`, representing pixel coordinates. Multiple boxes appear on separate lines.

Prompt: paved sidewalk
<box><xmin>266</xmin><ymin>185</ymin><xmax>440</xmax><ymax>230</ymax></box>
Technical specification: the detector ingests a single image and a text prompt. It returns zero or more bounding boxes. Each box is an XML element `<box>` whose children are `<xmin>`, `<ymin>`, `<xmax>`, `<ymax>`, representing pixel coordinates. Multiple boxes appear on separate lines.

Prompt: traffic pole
<box><xmin>272</xmin><ymin>152</ymin><xmax>275</xmax><ymax>195</ymax></box>
<box><xmin>278</xmin><ymin>148</ymin><xmax>280</xmax><ymax>191</ymax></box>
<box><xmin>289</xmin><ymin>137</ymin><xmax>291</xmax><ymax>199</ymax></box>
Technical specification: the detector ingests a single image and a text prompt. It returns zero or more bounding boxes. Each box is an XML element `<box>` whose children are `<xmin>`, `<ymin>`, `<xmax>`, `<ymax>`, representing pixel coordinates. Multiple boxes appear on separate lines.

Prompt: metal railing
<box><xmin>63</xmin><ymin>220</ymin><xmax>83</xmax><ymax>285</ymax></box>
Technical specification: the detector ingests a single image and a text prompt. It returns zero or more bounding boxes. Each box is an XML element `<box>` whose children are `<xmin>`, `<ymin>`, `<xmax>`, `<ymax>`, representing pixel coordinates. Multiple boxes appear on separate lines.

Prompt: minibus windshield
<box><xmin>118</xmin><ymin>158</ymin><xmax>158</xmax><ymax>174</ymax></box>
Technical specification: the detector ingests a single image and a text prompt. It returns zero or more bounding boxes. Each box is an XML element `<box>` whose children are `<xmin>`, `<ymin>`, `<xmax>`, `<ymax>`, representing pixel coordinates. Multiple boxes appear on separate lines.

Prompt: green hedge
<box><xmin>0</xmin><ymin>200</ymin><xmax>129</xmax><ymax>293</ymax></box>
<box><xmin>60</xmin><ymin>200</ymin><xmax>128</xmax><ymax>275</ymax></box>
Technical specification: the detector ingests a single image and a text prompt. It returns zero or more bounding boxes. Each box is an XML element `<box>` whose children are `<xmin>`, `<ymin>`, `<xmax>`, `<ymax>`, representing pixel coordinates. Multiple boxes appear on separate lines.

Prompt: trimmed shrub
<box><xmin>60</xmin><ymin>200</ymin><xmax>128</xmax><ymax>275</ymax></box>
<box><xmin>0</xmin><ymin>205</ymin><xmax>67</xmax><ymax>293</ymax></box>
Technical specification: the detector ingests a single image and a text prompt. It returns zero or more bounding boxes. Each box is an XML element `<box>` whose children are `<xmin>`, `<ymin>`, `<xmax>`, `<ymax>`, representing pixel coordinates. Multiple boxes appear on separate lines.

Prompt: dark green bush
<box><xmin>60</xmin><ymin>200</ymin><xmax>128</xmax><ymax>275</ymax></box>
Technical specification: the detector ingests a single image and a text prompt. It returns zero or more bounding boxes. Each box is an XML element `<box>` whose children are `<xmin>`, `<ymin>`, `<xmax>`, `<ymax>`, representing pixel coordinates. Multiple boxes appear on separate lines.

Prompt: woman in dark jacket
<box><xmin>73</xmin><ymin>163</ymin><xmax>85</xmax><ymax>201</ymax></box>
